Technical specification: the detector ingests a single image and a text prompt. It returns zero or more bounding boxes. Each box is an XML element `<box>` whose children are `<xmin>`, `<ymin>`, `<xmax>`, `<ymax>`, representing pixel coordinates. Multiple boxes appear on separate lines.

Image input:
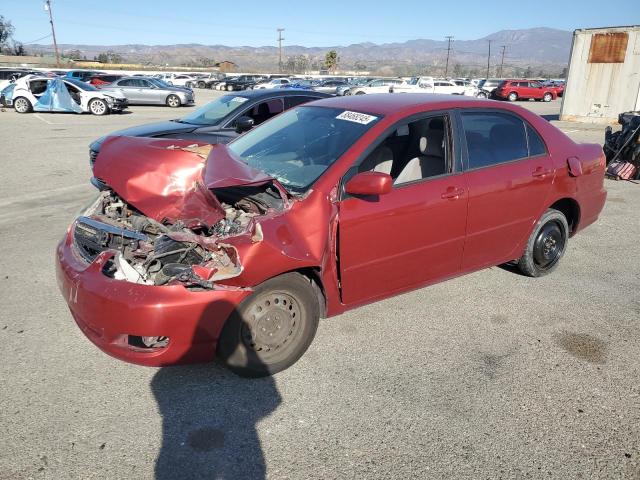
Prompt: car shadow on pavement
<box><xmin>151</xmin><ymin>302</ymin><xmax>281</xmax><ymax>480</ymax></box>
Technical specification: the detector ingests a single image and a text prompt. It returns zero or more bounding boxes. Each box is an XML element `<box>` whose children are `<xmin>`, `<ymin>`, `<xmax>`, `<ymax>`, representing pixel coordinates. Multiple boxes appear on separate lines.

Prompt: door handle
<box><xmin>441</xmin><ymin>187</ymin><xmax>465</xmax><ymax>200</ymax></box>
<box><xmin>532</xmin><ymin>167</ymin><xmax>551</xmax><ymax>178</ymax></box>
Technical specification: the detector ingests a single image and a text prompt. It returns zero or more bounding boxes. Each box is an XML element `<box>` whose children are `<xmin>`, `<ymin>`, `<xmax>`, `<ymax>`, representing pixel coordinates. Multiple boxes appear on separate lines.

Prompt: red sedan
<box><xmin>56</xmin><ymin>94</ymin><xmax>606</xmax><ymax>377</ymax></box>
<box><xmin>493</xmin><ymin>80</ymin><xmax>558</xmax><ymax>102</ymax></box>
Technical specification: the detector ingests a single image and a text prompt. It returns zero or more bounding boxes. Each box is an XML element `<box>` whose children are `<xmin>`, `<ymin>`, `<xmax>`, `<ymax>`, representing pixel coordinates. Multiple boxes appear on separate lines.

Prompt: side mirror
<box><xmin>344</xmin><ymin>171</ymin><xmax>392</xmax><ymax>197</ymax></box>
<box><xmin>235</xmin><ymin>116</ymin><xmax>255</xmax><ymax>133</ymax></box>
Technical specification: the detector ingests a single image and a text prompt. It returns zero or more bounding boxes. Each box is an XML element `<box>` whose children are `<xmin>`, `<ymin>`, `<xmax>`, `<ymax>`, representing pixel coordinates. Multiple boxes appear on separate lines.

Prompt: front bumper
<box><xmin>106</xmin><ymin>98</ymin><xmax>128</xmax><ymax>111</ymax></box>
<box><xmin>56</xmin><ymin>226</ymin><xmax>251</xmax><ymax>366</ymax></box>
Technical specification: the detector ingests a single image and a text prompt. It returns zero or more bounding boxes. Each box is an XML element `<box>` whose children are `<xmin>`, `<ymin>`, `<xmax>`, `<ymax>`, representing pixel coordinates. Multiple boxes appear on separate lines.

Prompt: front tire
<box><xmin>217</xmin><ymin>273</ymin><xmax>320</xmax><ymax>377</ymax></box>
<box><xmin>88</xmin><ymin>98</ymin><xmax>109</xmax><ymax>115</ymax></box>
<box><xmin>197</xmin><ymin>81</ymin><xmax>206</xmax><ymax>88</ymax></box>
<box><xmin>355</xmin><ymin>91</ymin><xmax>365</xmax><ymax>95</ymax></box>
<box><xmin>226</xmin><ymin>85</ymin><xmax>234</xmax><ymax>91</ymax></box>
<box><xmin>517</xmin><ymin>208</ymin><xmax>569</xmax><ymax>277</ymax></box>
<box><xmin>543</xmin><ymin>92</ymin><xmax>553</xmax><ymax>102</ymax></box>
<box><xmin>166</xmin><ymin>94</ymin><xmax>181</xmax><ymax>108</ymax></box>
<box><xmin>13</xmin><ymin>96</ymin><xmax>32</xmax><ymax>113</ymax></box>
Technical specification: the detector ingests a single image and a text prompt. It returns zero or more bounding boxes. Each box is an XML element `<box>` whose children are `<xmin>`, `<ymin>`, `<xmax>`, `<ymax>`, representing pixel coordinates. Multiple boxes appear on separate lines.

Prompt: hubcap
<box><xmin>533</xmin><ymin>221</ymin><xmax>565</xmax><ymax>269</ymax></box>
<box><xmin>241</xmin><ymin>292</ymin><xmax>301</xmax><ymax>356</ymax></box>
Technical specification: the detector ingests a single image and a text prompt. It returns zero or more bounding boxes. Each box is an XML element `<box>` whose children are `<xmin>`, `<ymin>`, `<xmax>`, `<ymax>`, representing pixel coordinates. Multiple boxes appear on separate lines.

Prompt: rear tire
<box><xmin>217</xmin><ymin>273</ymin><xmax>320</xmax><ymax>377</ymax></box>
<box><xmin>508</xmin><ymin>92</ymin><xmax>518</xmax><ymax>102</ymax></box>
<box><xmin>166</xmin><ymin>94</ymin><xmax>181</xmax><ymax>108</ymax></box>
<box><xmin>13</xmin><ymin>96</ymin><xmax>32</xmax><ymax>113</ymax></box>
<box><xmin>517</xmin><ymin>209</ymin><xmax>569</xmax><ymax>277</ymax></box>
<box><xmin>197</xmin><ymin>81</ymin><xmax>206</xmax><ymax>88</ymax></box>
<box><xmin>355</xmin><ymin>91</ymin><xmax>365</xmax><ymax>95</ymax></box>
<box><xmin>88</xmin><ymin>98</ymin><xmax>109</xmax><ymax>115</ymax></box>
<box><xmin>226</xmin><ymin>85</ymin><xmax>234</xmax><ymax>91</ymax></box>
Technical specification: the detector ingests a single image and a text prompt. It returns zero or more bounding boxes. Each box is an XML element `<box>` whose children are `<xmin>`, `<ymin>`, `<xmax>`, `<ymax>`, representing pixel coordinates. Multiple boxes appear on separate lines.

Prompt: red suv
<box><xmin>494</xmin><ymin>80</ymin><xmax>557</xmax><ymax>102</ymax></box>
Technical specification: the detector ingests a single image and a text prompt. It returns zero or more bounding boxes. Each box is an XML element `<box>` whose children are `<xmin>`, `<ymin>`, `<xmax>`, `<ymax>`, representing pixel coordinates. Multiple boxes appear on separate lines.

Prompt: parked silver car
<box><xmin>101</xmin><ymin>76</ymin><xmax>194</xmax><ymax>107</ymax></box>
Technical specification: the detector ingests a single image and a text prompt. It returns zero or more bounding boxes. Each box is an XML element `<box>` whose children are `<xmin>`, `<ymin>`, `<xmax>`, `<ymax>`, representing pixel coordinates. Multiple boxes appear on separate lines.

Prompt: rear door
<box><xmin>458</xmin><ymin>110</ymin><xmax>554</xmax><ymax>270</ymax></box>
<box><xmin>115</xmin><ymin>79</ymin><xmax>140</xmax><ymax>102</ymax></box>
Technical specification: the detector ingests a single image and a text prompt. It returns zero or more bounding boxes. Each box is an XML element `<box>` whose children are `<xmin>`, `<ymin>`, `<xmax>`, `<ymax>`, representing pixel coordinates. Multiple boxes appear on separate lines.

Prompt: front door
<box><xmin>338</xmin><ymin>113</ymin><xmax>468</xmax><ymax>305</ymax></box>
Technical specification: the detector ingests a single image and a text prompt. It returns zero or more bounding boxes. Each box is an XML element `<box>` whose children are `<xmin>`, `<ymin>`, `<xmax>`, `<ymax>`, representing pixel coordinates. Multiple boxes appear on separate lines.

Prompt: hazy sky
<box><xmin>2</xmin><ymin>0</ymin><xmax>638</xmax><ymax>46</ymax></box>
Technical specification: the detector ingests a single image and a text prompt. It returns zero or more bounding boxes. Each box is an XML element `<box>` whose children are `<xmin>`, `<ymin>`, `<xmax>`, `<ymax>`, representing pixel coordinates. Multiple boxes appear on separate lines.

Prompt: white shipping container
<box><xmin>560</xmin><ymin>26</ymin><xmax>640</xmax><ymax>124</ymax></box>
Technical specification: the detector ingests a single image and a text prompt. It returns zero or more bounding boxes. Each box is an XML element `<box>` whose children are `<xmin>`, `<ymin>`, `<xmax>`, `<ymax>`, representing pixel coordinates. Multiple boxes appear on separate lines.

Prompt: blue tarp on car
<box><xmin>34</xmin><ymin>78</ymin><xmax>83</xmax><ymax>113</ymax></box>
<box><xmin>0</xmin><ymin>84</ymin><xmax>15</xmax><ymax>106</ymax></box>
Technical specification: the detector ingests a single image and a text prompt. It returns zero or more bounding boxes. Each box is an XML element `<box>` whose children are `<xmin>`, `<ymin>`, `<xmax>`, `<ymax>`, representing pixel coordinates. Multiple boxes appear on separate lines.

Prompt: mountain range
<box><xmin>29</xmin><ymin>27</ymin><xmax>573</xmax><ymax>75</ymax></box>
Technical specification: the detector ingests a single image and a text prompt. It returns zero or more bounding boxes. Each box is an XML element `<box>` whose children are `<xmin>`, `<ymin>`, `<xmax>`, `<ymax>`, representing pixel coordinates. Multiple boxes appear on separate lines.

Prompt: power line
<box><xmin>44</xmin><ymin>0</ymin><xmax>60</xmax><ymax>67</ymax></box>
<box><xmin>277</xmin><ymin>28</ymin><xmax>284</xmax><ymax>73</ymax></box>
<box><xmin>444</xmin><ymin>35</ymin><xmax>453</xmax><ymax>78</ymax></box>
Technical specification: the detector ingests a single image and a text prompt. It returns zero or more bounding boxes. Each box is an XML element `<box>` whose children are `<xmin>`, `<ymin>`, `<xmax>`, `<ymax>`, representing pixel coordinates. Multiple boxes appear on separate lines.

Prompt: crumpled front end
<box><xmin>56</xmin><ymin>137</ymin><xmax>297</xmax><ymax>365</ymax></box>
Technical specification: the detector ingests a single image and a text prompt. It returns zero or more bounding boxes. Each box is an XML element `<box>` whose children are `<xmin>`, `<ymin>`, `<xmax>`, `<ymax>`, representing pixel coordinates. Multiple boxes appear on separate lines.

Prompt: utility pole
<box><xmin>444</xmin><ymin>35</ymin><xmax>453</xmax><ymax>78</ymax></box>
<box><xmin>277</xmin><ymin>28</ymin><xmax>285</xmax><ymax>73</ymax></box>
<box><xmin>44</xmin><ymin>0</ymin><xmax>60</xmax><ymax>67</ymax></box>
<box><xmin>498</xmin><ymin>45</ymin><xmax>506</xmax><ymax>78</ymax></box>
<box><xmin>486</xmin><ymin>40</ymin><xmax>492</xmax><ymax>79</ymax></box>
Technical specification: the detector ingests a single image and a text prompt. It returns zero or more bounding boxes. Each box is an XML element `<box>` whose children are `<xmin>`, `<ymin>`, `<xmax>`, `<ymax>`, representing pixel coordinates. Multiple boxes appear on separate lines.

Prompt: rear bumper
<box><xmin>56</xmin><ymin>226</ymin><xmax>251</xmax><ymax>366</ymax></box>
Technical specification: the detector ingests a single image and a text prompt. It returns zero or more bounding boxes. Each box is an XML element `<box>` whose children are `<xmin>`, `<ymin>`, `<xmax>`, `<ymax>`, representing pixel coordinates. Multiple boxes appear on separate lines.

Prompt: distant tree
<box><xmin>523</xmin><ymin>66</ymin><xmax>533</xmax><ymax>78</ymax></box>
<box><xmin>295</xmin><ymin>55</ymin><xmax>309</xmax><ymax>74</ymax></box>
<box><xmin>560</xmin><ymin>66</ymin><xmax>568</xmax><ymax>78</ymax></box>
<box><xmin>0</xmin><ymin>15</ymin><xmax>15</xmax><ymax>54</ymax></box>
<box><xmin>66</xmin><ymin>49</ymin><xmax>83</xmax><ymax>60</ymax></box>
<box><xmin>324</xmin><ymin>50</ymin><xmax>339</xmax><ymax>72</ymax></box>
<box><xmin>12</xmin><ymin>41</ymin><xmax>25</xmax><ymax>56</ymax></box>
<box><xmin>353</xmin><ymin>60</ymin><xmax>367</xmax><ymax>72</ymax></box>
<box><xmin>106</xmin><ymin>50</ymin><xmax>123</xmax><ymax>63</ymax></box>
<box><xmin>452</xmin><ymin>63</ymin><xmax>464</xmax><ymax>77</ymax></box>
<box><xmin>96</xmin><ymin>53</ymin><xmax>109</xmax><ymax>63</ymax></box>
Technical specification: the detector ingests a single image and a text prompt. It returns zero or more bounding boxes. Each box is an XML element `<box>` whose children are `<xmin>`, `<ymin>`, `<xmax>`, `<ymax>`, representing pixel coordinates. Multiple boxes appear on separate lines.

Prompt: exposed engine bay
<box><xmin>72</xmin><ymin>184</ymin><xmax>283</xmax><ymax>289</ymax></box>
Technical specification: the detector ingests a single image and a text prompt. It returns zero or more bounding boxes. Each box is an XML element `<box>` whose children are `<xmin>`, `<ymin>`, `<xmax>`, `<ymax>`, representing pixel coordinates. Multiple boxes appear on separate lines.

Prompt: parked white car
<box><xmin>394</xmin><ymin>77</ymin><xmax>479</xmax><ymax>96</ymax></box>
<box><xmin>348</xmin><ymin>78</ymin><xmax>405</xmax><ymax>95</ymax></box>
<box><xmin>11</xmin><ymin>75</ymin><xmax>128</xmax><ymax>115</ymax></box>
<box><xmin>253</xmin><ymin>78</ymin><xmax>291</xmax><ymax>89</ymax></box>
<box><xmin>168</xmin><ymin>74</ymin><xmax>197</xmax><ymax>87</ymax></box>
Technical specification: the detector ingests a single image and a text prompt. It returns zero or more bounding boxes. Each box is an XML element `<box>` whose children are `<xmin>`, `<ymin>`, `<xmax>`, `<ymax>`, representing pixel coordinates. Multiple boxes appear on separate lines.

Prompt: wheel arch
<box><xmin>548</xmin><ymin>197</ymin><xmax>581</xmax><ymax>236</ymax></box>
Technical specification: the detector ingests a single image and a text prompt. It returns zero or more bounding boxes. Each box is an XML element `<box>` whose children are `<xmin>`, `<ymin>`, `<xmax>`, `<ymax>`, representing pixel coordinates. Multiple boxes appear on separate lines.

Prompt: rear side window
<box><xmin>526</xmin><ymin>124</ymin><xmax>547</xmax><ymax>156</ymax></box>
<box><xmin>285</xmin><ymin>96</ymin><xmax>319</xmax><ymax>109</ymax></box>
<box><xmin>461</xmin><ymin>112</ymin><xmax>528</xmax><ymax>169</ymax></box>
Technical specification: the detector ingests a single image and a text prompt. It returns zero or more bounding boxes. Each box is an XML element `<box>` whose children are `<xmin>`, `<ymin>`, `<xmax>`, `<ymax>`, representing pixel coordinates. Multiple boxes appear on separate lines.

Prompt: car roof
<box><xmin>307</xmin><ymin>93</ymin><xmax>492</xmax><ymax>116</ymax></box>
<box><xmin>230</xmin><ymin>89</ymin><xmax>331</xmax><ymax>100</ymax></box>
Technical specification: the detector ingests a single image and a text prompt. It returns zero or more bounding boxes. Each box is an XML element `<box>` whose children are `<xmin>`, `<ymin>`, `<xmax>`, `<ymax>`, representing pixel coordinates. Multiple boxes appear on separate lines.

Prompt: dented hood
<box><xmin>93</xmin><ymin>136</ymin><xmax>277</xmax><ymax>227</ymax></box>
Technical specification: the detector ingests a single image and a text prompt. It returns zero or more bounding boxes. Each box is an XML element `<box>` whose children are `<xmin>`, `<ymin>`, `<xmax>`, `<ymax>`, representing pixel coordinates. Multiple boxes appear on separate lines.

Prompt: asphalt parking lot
<box><xmin>0</xmin><ymin>91</ymin><xmax>638</xmax><ymax>479</ymax></box>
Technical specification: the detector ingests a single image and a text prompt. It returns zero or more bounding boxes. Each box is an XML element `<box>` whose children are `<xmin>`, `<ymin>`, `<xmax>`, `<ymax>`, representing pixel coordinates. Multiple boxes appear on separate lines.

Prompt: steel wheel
<box><xmin>517</xmin><ymin>208</ymin><xmax>569</xmax><ymax>277</ymax></box>
<box><xmin>217</xmin><ymin>272</ymin><xmax>320</xmax><ymax>377</ymax></box>
<box><xmin>166</xmin><ymin>94</ymin><xmax>181</xmax><ymax>108</ymax></box>
<box><xmin>241</xmin><ymin>292</ymin><xmax>303</xmax><ymax>362</ymax></box>
<box><xmin>14</xmin><ymin>97</ymin><xmax>31</xmax><ymax>113</ymax></box>
<box><xmin>532</xmin><ymin>221</ymin><xmax>566</xmax><ymax>270</ymax></box>
<box><xmin>89</xmin><ymin>98</ymin><xmax>108</xmax><ymax>115</ymax></box>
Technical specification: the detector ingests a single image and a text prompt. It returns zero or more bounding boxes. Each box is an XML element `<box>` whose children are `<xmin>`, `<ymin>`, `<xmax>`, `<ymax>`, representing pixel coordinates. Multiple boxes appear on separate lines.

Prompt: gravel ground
<box><xmin>0</xmin><ymin>91</ymin><xmax>638</xmax><ymax>479</ymax></box>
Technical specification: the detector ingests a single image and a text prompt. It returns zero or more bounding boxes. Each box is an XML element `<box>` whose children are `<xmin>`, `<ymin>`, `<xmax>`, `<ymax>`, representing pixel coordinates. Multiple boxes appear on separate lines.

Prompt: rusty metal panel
<box><xmin>588</xmin><ymin>33</ymin><xmax>628</xmax><ymax>63</ymax></box>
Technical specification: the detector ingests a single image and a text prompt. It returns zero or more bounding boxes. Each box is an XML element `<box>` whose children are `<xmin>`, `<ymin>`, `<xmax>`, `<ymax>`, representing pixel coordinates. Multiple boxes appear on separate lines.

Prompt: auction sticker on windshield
<box><xmin>336</xmin><ymin>111</ymin><xmax>378</xmax><ymax>125</ymax></box>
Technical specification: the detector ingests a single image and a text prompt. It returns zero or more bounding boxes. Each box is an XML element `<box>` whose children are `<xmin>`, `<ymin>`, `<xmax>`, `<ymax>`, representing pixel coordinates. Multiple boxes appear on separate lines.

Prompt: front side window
<box><xmin>228</xmin><ymin>106</ymin><xmax>381</xmax><ymax>192</ymax></box>
<box><xmin>461</xmin><ymin>112</ymin><xmax>528</xmax><ymax>169</ymax></box>
<box><xmin>358</xmin><ymin>115</ymin><xmax>450</xmax><ymax>185</ymax></box>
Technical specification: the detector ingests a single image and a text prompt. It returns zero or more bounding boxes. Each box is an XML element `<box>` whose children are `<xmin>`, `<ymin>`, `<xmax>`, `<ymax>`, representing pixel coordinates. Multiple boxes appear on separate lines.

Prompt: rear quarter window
<box><xmin>526</xmin><ymin>124</ymin><xmax>547</xmax><ymax>156</ymax></box>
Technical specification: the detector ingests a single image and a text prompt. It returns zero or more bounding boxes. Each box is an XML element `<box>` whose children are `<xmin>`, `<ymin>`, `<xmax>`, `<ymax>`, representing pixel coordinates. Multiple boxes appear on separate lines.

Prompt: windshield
<box><xmin>66</xmin><ymin>78</ymin><xmax>97</xmax><ymax>91</ymax></box>
<box><xmin>228</xmin><ymin>106</ymin><xmax>381</xmax><ymax>192</ymax></box>
<box><xmin>149</xmin><ymin>78</ymin><xmax>172</xmax><ymax>88</ymax></box>
<box><xmin>179</xmin><ymin>95</ymin><xmax>249</xmax><ymax>125</ymax></box>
